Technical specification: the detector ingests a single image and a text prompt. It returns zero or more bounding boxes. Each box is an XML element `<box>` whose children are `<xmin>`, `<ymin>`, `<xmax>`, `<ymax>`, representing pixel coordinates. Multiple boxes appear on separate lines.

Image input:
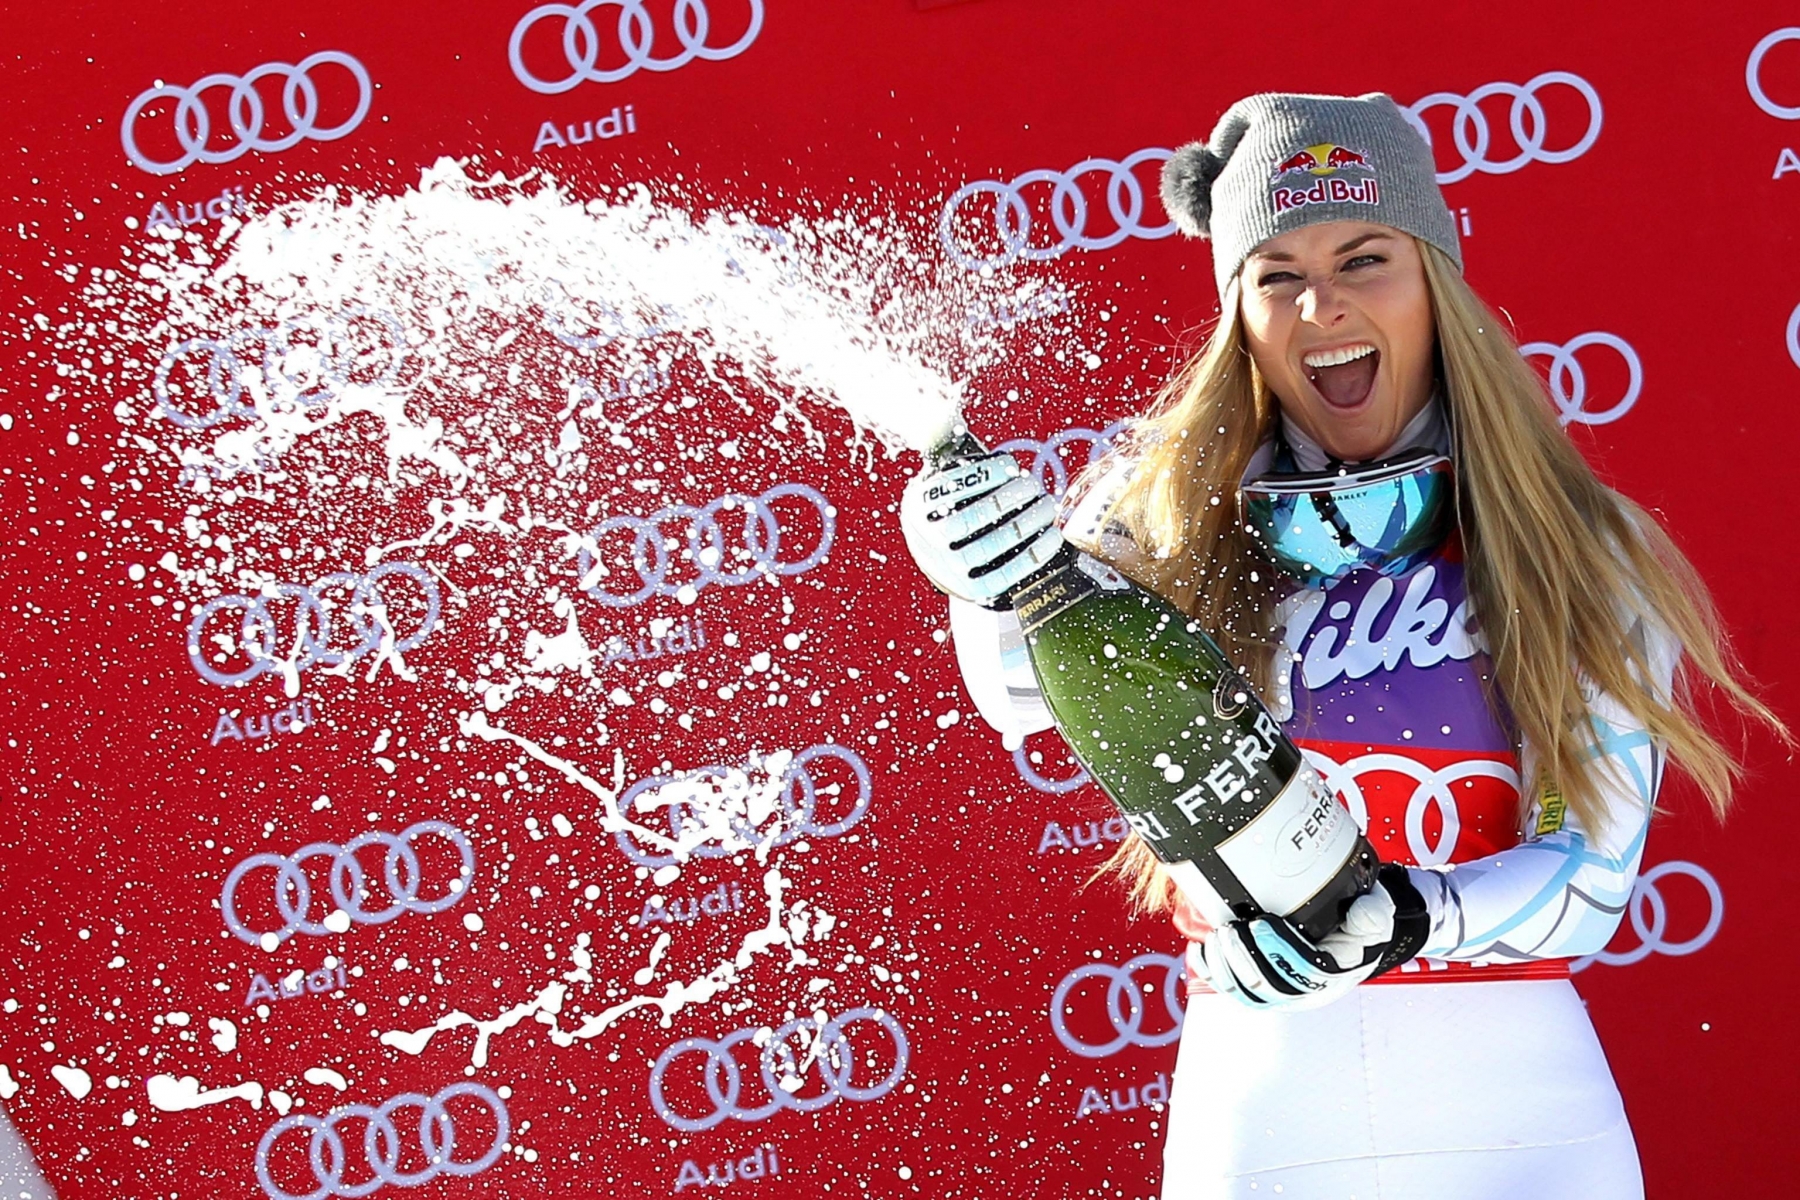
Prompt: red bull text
<box><xmin>1272</xmin><ymin>174</ymin><xmax>1380</xmax><ymax>213</ymax></box>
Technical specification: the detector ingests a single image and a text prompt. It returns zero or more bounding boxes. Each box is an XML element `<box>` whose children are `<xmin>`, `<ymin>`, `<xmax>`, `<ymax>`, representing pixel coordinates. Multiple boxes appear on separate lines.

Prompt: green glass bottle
<box><xmin>933</xmin><ymin>432</ymin><xmax>1377</xmax><ymax>941</ymax></box>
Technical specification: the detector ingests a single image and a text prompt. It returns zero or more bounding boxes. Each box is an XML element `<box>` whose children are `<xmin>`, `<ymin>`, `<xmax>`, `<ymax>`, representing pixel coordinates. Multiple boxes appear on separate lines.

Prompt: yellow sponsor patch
<box><xmin>1535</xmin><ymin>783</ymin><xmax>1567</xmax><ymax>835</ymax></box>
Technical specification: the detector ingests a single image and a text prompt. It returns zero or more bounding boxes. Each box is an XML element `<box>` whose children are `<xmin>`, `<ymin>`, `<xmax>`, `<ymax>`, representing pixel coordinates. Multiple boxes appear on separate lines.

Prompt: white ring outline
<box><xmin>1519</xmin><ymin>332</ymin><xmax>1643</xmax><ymax>427</ymax></box>
<box><xmin>1403</xmin><ymin>72</ymin><xmax>1603</xmax><ymax>185</ymax></box>
<box><xmin>575</xmin><ymin>484</ymin><xmax>833</xmax><ymax>608</ymax></box>
<box><xmin>939</xmin><ymin>149</ymin><xmax>1175</xmax><ymax>270</ymax></box>
<box><xmin>1748</xmin><ymin>28</ymin><xmax>1800</xmax><ymax>120</ymax></box>
<box><xmin>1048</xmin><ymin>952</ymin><xmax>1184</xmax><ymax>1059</ymax></box>
<box><xmin>220</xmin><ymin>820</ymin><xmax>475</xmax><ymax>946</ymax></box>
<box><xmin>509</xmin><ymin>0</ymin><xmax>764</xmax><ymax>93</ymax></box>
<box><xmin>1303</xmin><ymin>748</ymin><xmax>1520</xmax><ymax>868</ymax></box>
<box><xmin>612</xmin><ymin>744</ymin><xmax>871</xmax><ymax>868</ymax></box>
<box><xmin>647</xmin><ymin>1006</ymin><xmax>908</xmax><ymax>1132</ymax></box>
<box><xmin>254</xmin><ymin>1081</ymin><xmax>507</xmax><ymax>1200</ymax></box>
<box><xmin>1573</xmin><ymin>860</ymin><xmax>1725</xmax><ymax>972</ymax></box>
<box><xmin>186</xmin><ymin>564</ymin><xmax>440</xmax><ymax>687</ymax></box>
<box><xmin>121</xmin><ymin>51</ymin><xmax>372</xmax><ymax>177</ymax></box>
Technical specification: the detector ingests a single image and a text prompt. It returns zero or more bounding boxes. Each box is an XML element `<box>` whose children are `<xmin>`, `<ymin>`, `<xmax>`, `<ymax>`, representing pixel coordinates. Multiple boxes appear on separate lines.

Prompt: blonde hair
<box><xmin>1078</xmin><ymin>238</ymin><xmax>1789</xmax><ymax>916</ymax></box>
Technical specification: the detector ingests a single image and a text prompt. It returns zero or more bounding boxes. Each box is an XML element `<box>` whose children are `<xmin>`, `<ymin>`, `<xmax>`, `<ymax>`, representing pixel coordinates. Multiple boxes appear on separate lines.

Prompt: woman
<box><xmin>900</xmin><ymin>92</ymin><xmax>1785</xmax><ymax>1198</ymax></box>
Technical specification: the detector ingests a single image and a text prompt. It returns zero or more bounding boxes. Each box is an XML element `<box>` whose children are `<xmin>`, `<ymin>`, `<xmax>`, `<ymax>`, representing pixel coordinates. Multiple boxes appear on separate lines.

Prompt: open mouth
<box><xmin>1303</xmin><ymin>343</ymin><xmax>1380</xmax><ymax>410</ymax></box>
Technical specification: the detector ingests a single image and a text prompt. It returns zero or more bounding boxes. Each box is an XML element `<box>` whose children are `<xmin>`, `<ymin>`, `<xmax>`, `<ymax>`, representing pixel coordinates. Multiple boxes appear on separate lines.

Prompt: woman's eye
<box><xmin>1344</xmin><ymin>254</ymin><xmax>1385</xmax><ymax>269</ymax></box>
<box><xmin>1258</xmin><ymin>271</ymin><xmax>1300</xmax><ymax>287</ymax></box>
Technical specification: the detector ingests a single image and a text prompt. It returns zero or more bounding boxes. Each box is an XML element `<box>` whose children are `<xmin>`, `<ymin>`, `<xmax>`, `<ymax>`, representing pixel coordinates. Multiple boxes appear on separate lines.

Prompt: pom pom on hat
<box><xmin>1159</xmin><ymin>141</ymin><xmax>1226</xmax><ymax>238</ymax></box>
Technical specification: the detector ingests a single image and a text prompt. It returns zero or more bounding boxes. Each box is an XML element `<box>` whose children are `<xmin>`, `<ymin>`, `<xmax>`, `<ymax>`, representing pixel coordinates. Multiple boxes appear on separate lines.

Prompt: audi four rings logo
<box><xmin>122</xmin><ymin>51</ymin><xmax>373</xmax><ymax>177</ymax></box>
<box><xmin>995</xmin><ymin>421</ymin><xmax>1128</xmax><ymax>500</ymax></box>
<box><xmin>1573</xmin><ymin>860</ymin><xmax>1724</xmax><ymax>973</ymax></box>
<box><xmin>613</xmin><ymin>744</ymin><xmax>871</xmax><ymax>868</ymax></box>
<box><xmin>1519</xmin><ymin>332</ymin><xmax>1641</xmax><ymax>427</ymax></box>
<box><xmin>1786</xmin><ymin>302</ymin><xmax>1800</xmax><ymax>369</ymax></box>
<box><xmin>256</xmin><ymin>1082</ymin><xmax>508</xmax><ymax>1200</ymax></box>
<box><xmin>1748</xmin><ymin>28</ymin><xmax>1800</xmax><ymax>119</ymax></box>
<box><xmin>1402</xmin><ymin>72</ymin><xmax>1603</xmax><ymax>185</ymax></box>
<box><xmin>649</xmin><ymin>1007</ymin><xmax>909</xmax><ymax>1132</ymax></box>
<box><xmin>154</xmin><ymin>307</ymin><xmax>408</xmax><ymax>431</ymax></box>
<box><xmin>1050</xmin><ymin>953</ymin><xmax>1185</xmax><ymax>1059</ymax></box>
<box><xmin>1304</xmin><ymin>749</ymin><xmax>1519</xmax><ymax>869</ymax></box>
<box><xmin>575</xmin><ymin>484</ymin><xmax>834</xmax><ymax>608</ymax></box>
<box><xmin>187</xmin><ymin>563</ymin><xmax>441</xmax><ymax>687</ymax></box>
<box><xmin>509</xmin><ymin>0</ymin><xmax>764</xmax><ymax>92</ymax></box>
<box><xmin>939</xmin><ymin>149</ymin><xmax>1175</xmax><ymax>270</ymax></box>
<box><xmin>220</xmin><ymin>821</ymin><xmax>475</xmax><ymax>947</ymax></box>
<box><xmin>1012</xmin><ymin>741</ymin><xmax>1090</xmax><ymax>795</ymax></box>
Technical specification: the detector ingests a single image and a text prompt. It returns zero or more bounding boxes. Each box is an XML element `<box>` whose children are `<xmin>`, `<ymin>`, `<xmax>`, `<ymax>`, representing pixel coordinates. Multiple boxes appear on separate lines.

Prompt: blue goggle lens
<box><xmin>1240</xmin><ymin>454</ymin><xmax>1454</xmax><ymax>588</ymax></box>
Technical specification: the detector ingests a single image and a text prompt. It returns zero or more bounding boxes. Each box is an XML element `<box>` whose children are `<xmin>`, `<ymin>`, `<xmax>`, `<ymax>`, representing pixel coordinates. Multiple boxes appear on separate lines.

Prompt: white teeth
<box><xmin>1302</xmin><ymin>343</ymin><xmax>1377</xmax><ymax>369</ymax></box>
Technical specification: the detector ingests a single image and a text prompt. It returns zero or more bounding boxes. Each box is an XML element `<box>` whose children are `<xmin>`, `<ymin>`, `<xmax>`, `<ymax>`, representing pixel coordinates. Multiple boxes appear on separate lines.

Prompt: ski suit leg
<box><xmin>1160</xmin><ymin>980</ymin><xmax>1643</xmax><ymax>1200</ymax></box>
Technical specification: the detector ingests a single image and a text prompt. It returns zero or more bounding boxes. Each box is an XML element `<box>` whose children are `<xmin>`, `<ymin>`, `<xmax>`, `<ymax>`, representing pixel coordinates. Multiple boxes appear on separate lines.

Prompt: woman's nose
<box><xmin>1296</xmin><ymin>279</ymin><xmax>1347</xmax><ymax>325</ymax></box>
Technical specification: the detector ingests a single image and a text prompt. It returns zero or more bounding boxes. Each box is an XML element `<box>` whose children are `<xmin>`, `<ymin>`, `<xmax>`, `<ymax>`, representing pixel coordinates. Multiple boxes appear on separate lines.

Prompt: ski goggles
<box><xmin>1238</xmin><ymin>449</ymin><xmax>1455</xmax><ymax>588</ymax></box>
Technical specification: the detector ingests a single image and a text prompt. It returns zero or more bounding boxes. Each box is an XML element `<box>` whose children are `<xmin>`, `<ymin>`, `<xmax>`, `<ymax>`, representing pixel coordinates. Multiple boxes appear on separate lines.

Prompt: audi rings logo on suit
<box><xmin>256</xmin><ymin>1082</ymin><xmax>508</xmax><ymax>1200</ymax></box>
<box><xmin>122</xmin><ymin>51</ymin><xmax>373</xmax><ymax>176</ymax></box>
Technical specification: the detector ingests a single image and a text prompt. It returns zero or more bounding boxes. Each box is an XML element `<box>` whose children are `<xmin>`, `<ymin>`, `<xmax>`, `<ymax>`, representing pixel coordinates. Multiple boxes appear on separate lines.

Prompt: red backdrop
<box><xmin>2</xmin><ymin>2</ymin><xmax>1796</xmax><ymax>1197</ymax></box>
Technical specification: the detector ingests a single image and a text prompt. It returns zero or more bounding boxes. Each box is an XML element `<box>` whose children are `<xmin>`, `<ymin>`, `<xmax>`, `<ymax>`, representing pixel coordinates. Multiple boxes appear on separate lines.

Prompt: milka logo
<box><xmin>1280</xmin><ymin>564</ymin><xmax>1479</xmax><ymax>689</ymax></box>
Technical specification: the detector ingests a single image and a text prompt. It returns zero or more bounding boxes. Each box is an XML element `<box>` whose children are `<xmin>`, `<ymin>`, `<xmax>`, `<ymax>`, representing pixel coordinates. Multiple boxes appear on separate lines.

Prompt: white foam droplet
<box><xmin>51</xmin><ymin>1065</ymin><xmax>93</xmax><ymax>1101</ymax></box>
<box><xmin>302</xmin><ymin>1067</ymin><xmax>349</xmax><ymax>1091</ymax></box>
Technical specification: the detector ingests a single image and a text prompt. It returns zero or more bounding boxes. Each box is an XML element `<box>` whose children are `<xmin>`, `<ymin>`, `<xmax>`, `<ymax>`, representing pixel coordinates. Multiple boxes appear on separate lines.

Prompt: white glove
<box><xmin>1200</xmin><ymin>865</ymin><xmax>1429</xmax><ymax>1010</ymax></box>
<box><xmin>900</xmin><ymin>451</ymin><xmax>1064</xmax><ymax>607</ymax></box>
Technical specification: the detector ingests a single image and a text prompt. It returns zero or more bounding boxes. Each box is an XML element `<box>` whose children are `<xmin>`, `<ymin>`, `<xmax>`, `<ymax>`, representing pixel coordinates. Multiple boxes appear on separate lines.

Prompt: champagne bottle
<box><xmin>931</xmin><ymin>430</ymin><xmax>1376</xmax><ymax>942</ymax></box>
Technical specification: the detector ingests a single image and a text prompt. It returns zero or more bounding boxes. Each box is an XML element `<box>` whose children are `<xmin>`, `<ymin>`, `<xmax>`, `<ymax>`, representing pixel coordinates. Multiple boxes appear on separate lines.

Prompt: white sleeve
<box><xmin>1408</xmin><ymin>608</ymin><xmax>1680</xmax><ymax>963</ymax></box>
<box><xmin>949</xmin><ymin>597</ymin><xmax>1056</xmax><ymax>739</ymax></box>
<box><xmin>943</xmin><ymin>450</ymin><xmax>1140</xmax><ymax>741</ymax></box>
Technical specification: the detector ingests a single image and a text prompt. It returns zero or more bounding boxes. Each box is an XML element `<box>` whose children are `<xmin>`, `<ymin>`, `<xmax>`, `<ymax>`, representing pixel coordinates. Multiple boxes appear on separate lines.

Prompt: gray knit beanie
<box><xmin>1160</xmin><ymin>91</ymin><xmax>1463</xmax><ymax>298</ymax></box>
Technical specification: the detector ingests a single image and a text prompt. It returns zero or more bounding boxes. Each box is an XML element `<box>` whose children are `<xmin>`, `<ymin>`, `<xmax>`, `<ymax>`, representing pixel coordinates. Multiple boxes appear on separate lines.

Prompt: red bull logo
<box><xmin>1270</xmin><ymin>141</ymin><xmax>1375</xmax><ymax>180</ymax></box>
<box><xmin>1269</xmin><ymin>141</ymin><xmax>1380</xmax><ymax>212</ymax></box>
